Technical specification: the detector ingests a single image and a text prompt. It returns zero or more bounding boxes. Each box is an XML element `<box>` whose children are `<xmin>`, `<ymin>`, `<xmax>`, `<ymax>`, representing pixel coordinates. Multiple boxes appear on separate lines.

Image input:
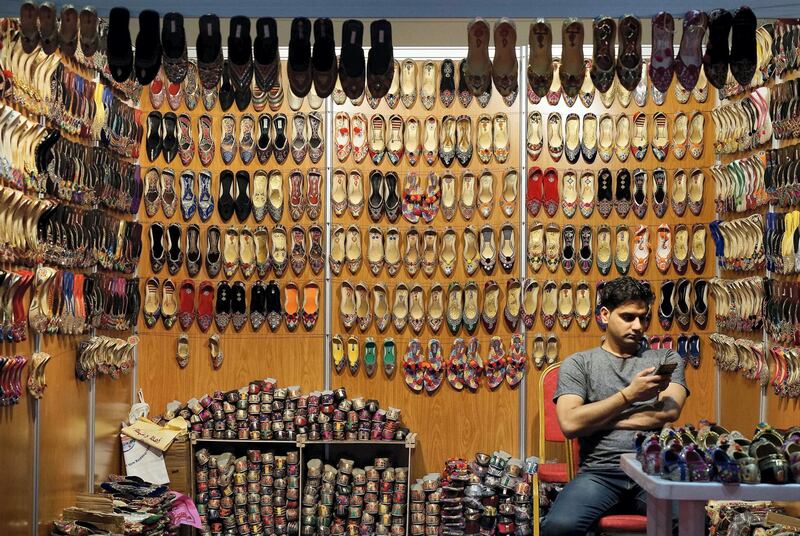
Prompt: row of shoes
<box><xmin>710</xmin><ymin>215</ymin><xmax>765</xmax><ymax>272</ymax></box>
<box><xmin>719</xmin><ymin>24</ymin><xmax>775</xmax><ymax>98</ymax></box>
<box><xmin>765</xmin><ymin>211</ymin><xmax>800</xmax><ymax>275</ymax></box>
<box><xmin>712</xmin><ymin>153</ymin><xmax>768</xmax><ymax>215</ymax></box>
<box><xmin>334</xmin><ymin>112</ymin><xmax>511</xmax><ymax>167</ymax></box>
<box><xmin>148</xmin><ymin>222</ymin><xmax>324</xmax><ymax>279</ymax></box>
<box><xmin>144</xmin><ymin>167</ymin><xmax>323</xmax><ymax>224</ymax></box>
<box><xmin>26</xmin><ymin>352</ymin><xmax>50</xmax><ymax>399</ymax></box>
<box><xmin>527</xmin><ymin>222</ymin><xmax>707</xmax><ymax>277</ymax></box>
<box><xmin>0</xmin><ymin>269</ymin><xmax>33</xmax><ymax>343</ymax></box>
<box><xmin>145</xmin><ymin>110</ymin><xmax>325</xmax><ymax>167</ymax></box>
<box><xmin>771</xmin><ymin>77</ymin><xmax>800</xmax><ymax>140</ymax></box>
<box><xmin>646</xmin><ymin>333</ymin><xmax>702</xmax><ymax>369</ymax></box>
<box><xmin>0</xmin><ymin>32</ymin><xmax>141</xmax><ymax>155</ymax></box>
<box><xmin>709</xmin><ymin>276</ymin><xmax>763</xmax><ymax>334</ymax></box>
<box><xmin>709</xmin><ymin>334</ymin><xmax>767</xmax><ymax>386</ymax></box>
<box><xmin>764</xmin><ymin>278</ymin><xmax>800</xmax><ymax>348</ymax></box>
<box><xmin>0</xmin><ymin>355</ymin><xmax>27</xmax><ymax>407</ymax></box>
<box><xmin>28</xmin><ymin>268</ymin><xmax>140</xmax><ymax>335</ymax></box>
<box><xmin>767</xmin><ymin>345</ymin><xmax>800</xmax><ymax>399</ymax></box>
<box><xmin>331</xmin><ymin>223</ymin><xmax>516</xmax><ymax>278</ymax></box>
<box><xmin>636</xmin><ymin>422</ymin><xmax>800</xmax><ymax>484</ymax></box>
<box><xmin>528</xmin><ymin>110</ymin><xmax>705</xmax><ymax>164</ymax></box>
<box><xmin>75</xmin><ymin>336</ymin><xmax>134</xmax><ymax>381</ymax></box>
<box><xmin>766</xmin><ymin>142</ymin><xmax>800</xmax><ymax>209</ymax></box>
<box><xmin>526</xmin><ymin>166</ymin><xmax>705</xmax><ymax>219</ymax></box>
<box><xmin>334</xmin><ymin>168</ymin><xmax>519</xmax><ymax>224</ymax></box>
<box><xmin>773</xmin><ymin>20</ymin><xmax>800</xmax><ymax>79</ymax></box>
<box><xmin>400</xmin><ymin>336</ymin><xmax>527</xmax><ymax>392</ymax></box>
<box><xmin>175</xmin><ymin>333</ymin><xmax>224</xmax><ymax>369</ymax></box>
<box><xmin>143</xmin><ymin>277</ymin><xmax>320</xmax><ymax>333</ymax></box>
<box><xmin>657</xmin><ymin>278</ymin><xmax>709</xmax><ymax>332</ymax></box>
<box><xmin>712</xmin><ymin>87</ymin><xmax>772</xmax><ymax>155</ymax></box>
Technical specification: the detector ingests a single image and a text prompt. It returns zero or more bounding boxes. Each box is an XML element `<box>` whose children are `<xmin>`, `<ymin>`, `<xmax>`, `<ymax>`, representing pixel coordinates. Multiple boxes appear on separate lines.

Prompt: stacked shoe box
<box><xmin>302</xmin><ymin>458</ymin><xmax>324</xmax><ymax>536</ymax></box>
<box><xmin>194</xmin><ymin>448</ymin><xmax>300</xmax><ymax>536</ymax></box>
<box><xmin>175</xmin><ymin>382</ymin><xmax>409</xmax><ymax>442</ymax></box>
<box><xmin>411</xmin><ymin>473</ymin><xmax>443</xmax><ymax>536</ymax></box>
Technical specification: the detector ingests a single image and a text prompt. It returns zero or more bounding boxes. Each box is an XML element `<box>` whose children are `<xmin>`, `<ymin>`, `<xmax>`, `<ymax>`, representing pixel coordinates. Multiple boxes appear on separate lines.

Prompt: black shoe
<box><xmin>166</xmin><ymin>223</ymin><xmax>183</xmax><ymax>275</ymax></box>
<box><xmin>186</xmin><ymin>224</ymin><xmax>202</xmax><ymax>277</ymax></box>
<box><xmin>614</xmin><ymin>169</ymin><xmax>632</xmax><ymax>218</ymax></box>
<box><xmin>231</xmin><ymin>281</ymin><xmax>247</xmax><ymax>332</ymax></box>
<box><xmin>149</xmin><ymin>222</ymin><xmax>165</xmax><ymax>273</ymax></box>
<box><xmin>196</xmin><ymin>14</ymin><xmax>223</xmax><ymax>89</ymax></box>
<box><xmin>703</xmin><ymin>9</ymin><xmax>733</xmax><ymax>90</ymax></box>
<box><xmin>146</xmin><ymin>112</ymin><xmax>163</xmax><ymax>162</ymax></box>
<box><xmin>265</xmin><ymin>280</ymin><xmax>282</xmax><ymax>331</ymax></box>
<box><xmin>368</xmin><ymin>170</ymin><xmax>384</xmax><ymax>222</ymax></box>
<box><xmin>675</xmin><ymin>278</ymin><xmax>692</xmax><ymax>330</ymax></box>
<box><xmin>250</xmin><ymin>281</ymin><xmax>267</xmax><ymax>331</ymax></box>
<box><xmin>338</xmin><ymin>19</ymin><xmax>365</xmax><ymax>99</ymax></box>
<box><xmin>161</xmin><ymin>12</ymin><xmax>187</xmax><ymax>83</ymax></box>
<box><xmin>730</xmin><ymin>7</ymin><xmax>757</xmax><ymax>86</ymax></box>
<box><xmin>384</xmin><ymin>171</ymin><xmax>400</xmax><ymax>223</ymax></box>
<box><xmin>215</xmin><ymin>281</ymin><xmax>231</xmax><ymax>332</ymax></box>
<box><xmin>366</xmin><ymin>19</ymin><xmax>394</xmax><ymax>98</ymax></box>
<box><xmin>273</xmin><ymin>113</ymin><xmax>289</xmax><ymax>164</ymax></box>
<box><xmin>206</xmin><ymin>225</ymin><xmax>222</xmax><ymax>278</ymax></box>
<box><xmin>235</xmin><ymin>170</ymin><xmax>252</xmax><ymax>222</ymax></box>
<box><xmin>134</xmin><ymin>10</ymin><xmax>161</xmax><ymax>85</ymax></box>
<box><xmin>312</xmin><ymin>18</ymin><xmax>337</xmax><ymax>98</ymax></box>
<box><xmin>256</xmin><ymin>113</ymin><xmax>273</xmax><ymax>164</ymax></box>
<box><xmin>288</xmin><ymin>17</ymin><xmax>313</xmax><ymax>97</ymax></box>
<box><xmin>107</xmin><ymin>7</ymin><xmax>133</xmax><ymax>83</ymax></box>
<box><xmin>254</xmin><ymin>17</ymin><xmax>279</xmax><ymax>91</ymax></box>
<box><xmin>218</xmin><ymin>170</ymin><xmax>235</xmax><ymax>222</ymax></box>
<box><xmin>162</xmin><ymin>112</ymin><xmax>178</xmax><ymax>164</ymax></box>
<box><xmin>439</xmin><ymin>59</ymin><xmax>456</xmax><ymax>107</ymax></box>
<box><xmin>218</xmin><ymin>62</ymin><xmax>235</xmax><ymax>112</ymax></box>
<box><xmin>228</xmin><ymin>16</ymin><xmax>253</xmax><ymax>110</ymax></box>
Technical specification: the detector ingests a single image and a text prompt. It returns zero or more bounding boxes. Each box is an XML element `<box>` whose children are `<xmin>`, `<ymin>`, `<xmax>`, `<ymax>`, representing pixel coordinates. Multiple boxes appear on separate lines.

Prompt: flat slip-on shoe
<box><xmin>135</xmin><ymin>10</ymin><xmax>162</xmax><ymax>85</ymax></box>
<box><xmin>311</xmin><ymin>18</ymin><xmax>337</xmax><ymax>98</ymax></box>
<box><xmin>108</xmin><ymin>7</ymin><xmax>133</xmax><ymax>83</ymax></box>
<box><xmin>339</xmin><ymin>19</ymin><xmax>366</xmax><ymax>99</ymax></box>
<box><xmin>440</xmin><ymin>59</ymin><xmax>456</xmax><ymax>107</ymax></box>
<box><xmin>227</xmin><ymin>16</ymin><xmax>254</xmax><ymax>111</ymax></box>
<box><xmin>366</xmin><ymin>19</ymin><xmax>394</xmax><ymax>99</ymax></box>
<box><xmin>161</xmin><ymin>12</ymin><xmax>188</xmax><ymax>84</ymax></box>
<box><xmin>649</xmin><ymin>12</ymin><xmax>675</xmax><ymax>94</ymax></box>
<box><xmin>528</xmin><ymin>20</ymin><xmax>554</xmax><ymax>99</ymax></box>
<box><xmin>492</xmin><ymin>18</ymin><xmax>519</xmax><ymax>98</ymax></box>
<box><xmin>675</xmin><ymin>10</ymin><xmax>708</xmax><ymax>92</ymax></box>
<box><xmin>254</xmin><ymin>17</ymin><xmax>280</xmax><ymax>91</ymax></box>
<box><xmin>560</xmin><ymin>18</ymin><xmax>585</xmax><ymax>99</ymax></box>
<box><xmin>196</xmin><ymin>14</ymin><xmax>223</xmax><ymax>89</ymax></box>
<box><xmin>465</xmin><ymin>18</ymin><xmax>493</xmax><ymax>96</ymax></box>
<box><xmin>616</xmin><ymin>15</ymin><xmax>643</xmax><ymax>91</ymax></box>
<box><xmin>730</xmin><ymin>7</ymin><xmax>758</xmax><ymax>86</ymax></box>
<box><xmin>590</xmin><ymin>17</ymin><xmax>616</xmax><ymax>94</ymax></box>
<box><xmin>703</xmin><ymin>9</ymin><xmax>733</xmax><ymax>90</ymax></box>
<box><xmin>287</xmin><ymin>17</ymin><xmax>312</xmax><ymax>98</ymax></box>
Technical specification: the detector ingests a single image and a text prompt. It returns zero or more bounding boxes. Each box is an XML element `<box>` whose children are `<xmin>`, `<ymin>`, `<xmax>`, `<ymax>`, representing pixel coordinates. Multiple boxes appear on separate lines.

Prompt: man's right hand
<box><xmin>622</xmin><ymin>367</ymin><xmax>668</xmax><ymax>403</ymax></box>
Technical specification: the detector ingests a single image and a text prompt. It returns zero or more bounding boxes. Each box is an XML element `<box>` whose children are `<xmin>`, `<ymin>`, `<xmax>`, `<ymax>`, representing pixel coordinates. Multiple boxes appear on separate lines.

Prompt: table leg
<box><xmin>678</xmin><ymin>500</ymin><xmax>706</xmax><ymax>535</ymax></box>
<box><xmin>646</xmin><ymin>495</ymin><xmax>672</xmax><ymax>536</ymax></box>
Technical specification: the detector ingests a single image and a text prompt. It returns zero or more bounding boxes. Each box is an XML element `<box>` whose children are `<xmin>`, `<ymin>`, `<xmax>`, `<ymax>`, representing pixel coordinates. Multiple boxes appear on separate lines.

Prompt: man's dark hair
<box><xmin>601</xmin><ymin>276</ymin><xmax>654</xmax><ymax>312</ymax></box>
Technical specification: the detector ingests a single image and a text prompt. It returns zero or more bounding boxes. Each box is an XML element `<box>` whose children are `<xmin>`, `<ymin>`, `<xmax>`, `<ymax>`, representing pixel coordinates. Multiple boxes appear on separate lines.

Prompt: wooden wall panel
<box><xmin>137</xmin><ymin>60</ymin><xmax>326</xmax><ymax>414</ymax></box>
<box><xmin>94</xmin><ymin>372</ymin><xmax>133</xmax><ymax>485</ymax></box>
<box><xmin>0</xmin><ymin>318</ymin><xmax>34</xmax><ymax>536</ymax></box>
<box><xmin>524</xmin><ymin>74</ymin><xmax>718</xmax><ymax>458</ymax></box>
<box><xmin>37</xmin><ymin>335</ymin><xmax>89</xmax><ymax>535</ymax></box>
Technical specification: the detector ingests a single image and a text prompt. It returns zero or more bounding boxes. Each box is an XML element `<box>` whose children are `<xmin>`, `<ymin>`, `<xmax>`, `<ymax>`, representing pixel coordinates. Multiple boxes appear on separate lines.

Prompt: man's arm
<box><xmin>611</xmin><ymin>382</ymin><xmax>688</xmax><ymax>430</ymax></box>
<box><xmin>556</xmin><ymin>367</ymin><xmax>671</xmax><ymax>439</ymax></box>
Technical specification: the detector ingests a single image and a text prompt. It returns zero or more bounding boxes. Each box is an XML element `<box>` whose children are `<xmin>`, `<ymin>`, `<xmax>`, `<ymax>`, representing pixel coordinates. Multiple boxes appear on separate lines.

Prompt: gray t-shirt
<box><xmin>553</xmin><ymin>346</ymin><xmax>690</xmax><ymax>471</ymax></box>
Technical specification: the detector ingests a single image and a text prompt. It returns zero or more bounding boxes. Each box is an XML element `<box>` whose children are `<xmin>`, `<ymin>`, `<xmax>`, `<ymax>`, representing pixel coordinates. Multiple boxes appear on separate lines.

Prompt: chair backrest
<box><xmin>538</xmin><ymin>363</ymin><xmax>579</xmax><ymax>479</ymax></box>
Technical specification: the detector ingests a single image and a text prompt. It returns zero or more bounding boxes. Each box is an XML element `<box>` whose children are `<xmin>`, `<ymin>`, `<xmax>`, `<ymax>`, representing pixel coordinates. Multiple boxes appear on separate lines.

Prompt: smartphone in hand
<box><xmin>654</xmin><ymin>362</ymin><xmax>677</xmax><ymax>377</ymax></box>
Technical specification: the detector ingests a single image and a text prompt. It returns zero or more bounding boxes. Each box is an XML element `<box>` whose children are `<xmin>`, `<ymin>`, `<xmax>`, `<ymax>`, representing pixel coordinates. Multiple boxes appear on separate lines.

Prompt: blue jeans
<box><xmin>540</xmin><ymin>468</ymin><xmax>648</xmax><ymax>536</ymax></box>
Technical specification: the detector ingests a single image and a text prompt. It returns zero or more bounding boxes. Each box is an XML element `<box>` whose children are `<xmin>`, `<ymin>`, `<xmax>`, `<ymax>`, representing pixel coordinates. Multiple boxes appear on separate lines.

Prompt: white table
<box><xmin>620</xmin><ymin>453</ymin><xmax>800</xmax><ymax>536</ymax></box>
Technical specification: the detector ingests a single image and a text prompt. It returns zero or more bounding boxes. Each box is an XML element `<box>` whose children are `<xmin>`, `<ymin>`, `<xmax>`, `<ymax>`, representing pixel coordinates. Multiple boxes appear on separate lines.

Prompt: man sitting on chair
<box><xmin>541</xmin><ymin>276</ymin><xmax>689</xmax><ymax>536</ymax></box>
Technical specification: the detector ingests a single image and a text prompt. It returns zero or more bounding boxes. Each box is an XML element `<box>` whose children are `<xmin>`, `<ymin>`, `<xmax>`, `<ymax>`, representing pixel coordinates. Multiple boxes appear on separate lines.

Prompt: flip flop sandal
<box><xmin>424</xmin><ymin>339</ymin><xmax>444</xmax><ymax>393</ymax></box>
<box><xmin>447</xmin><ymin>338</ymin><xmax>466</xmax><ymax>391</ymax></box>
<box><xmin>382</xmin><ymin>338</ymin><xmax>396</xmax><ymax>377</ymax></box>
<box><xmin>364</xmin><ymin>337</ymin><xmax>377</xmax><ymax>377</ymax></box>
<box><xmin>464</xmin><ymin>336</ymin><xmax>483</xmax><ymax>391</ymax></box>
<box><xmin>401</xmin><ymin>339</ymin><xmax>423</xmax><ymax>392</ymax></box>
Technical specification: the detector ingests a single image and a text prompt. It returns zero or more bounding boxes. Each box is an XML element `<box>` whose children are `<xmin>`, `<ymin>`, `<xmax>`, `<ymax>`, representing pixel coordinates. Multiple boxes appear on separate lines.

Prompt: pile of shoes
<box><xmin>194</xmin><ymin>448</ymin><xmax>299</xmax><ymax>536</ymax></box>
<box><xmin>709</xmin><ymin>333</ymin><xmax>767</xmax><ymax>385</ymax></box>
<box><xmin>636</xmin><ymin>422</ymin><xmax>800</xmax><ymax>484</ymax></box>
<box><xmin>712</xmin><ymin>87</ymin><xmax>772</xmax><ymax>155</ymax></box>
<box><xmin>76</xmin><ymin>336</ymin><xmax>136</xmax><ymax>381</ymax></box>
<box><xmin>709</xmin><ymin>277</ymin><xmax>764</xmax><ymax>334</ymax></box>
<box><xmin>713</xmin><ymin>153</ymin><xmax>769</xmax><ymax>214</ymax></box>
<box><xmin>163</xmin><ymin>382</ymin><xmax>409</xmax><ymax>443</ymax></box>
<box><xmin>710</xmin><ymin>215</ymin><xmax>765</xmax><ymax>272</ymax></box>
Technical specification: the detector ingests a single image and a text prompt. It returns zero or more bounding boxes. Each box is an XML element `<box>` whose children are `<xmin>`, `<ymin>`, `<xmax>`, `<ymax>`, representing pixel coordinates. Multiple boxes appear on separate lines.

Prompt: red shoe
<box><xmin>197</xmin><ymin>280</ymin><xmax>214</xmax><ymax>332</ymax></box>
<box><xmin>178</xmin><ymin>279</ymin><xmax>196</xmax><ymax>330</ymax></box>
<box><xmin>542</xmin><ymin>167</ymin><xmax>559</xmax><ymax>217</ymax></box>
<box><xmin>526</xmin><ymin>167</ymin><xmax>543</xmax><ymax>216</ymax></box>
